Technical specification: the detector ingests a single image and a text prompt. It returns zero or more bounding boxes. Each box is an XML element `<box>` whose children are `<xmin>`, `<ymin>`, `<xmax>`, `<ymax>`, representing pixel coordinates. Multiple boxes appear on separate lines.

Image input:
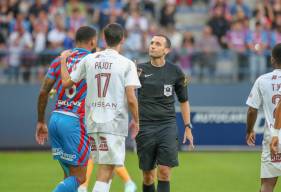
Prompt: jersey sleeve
<box><xmin>125</xmin><ymin>61</ymin><xmax>141</xmax><ymax>88</ymax></box>
<box><xmin>175</xmin><ymin>67</ymin><xmax>189</xmax><ymax>103</ymax></box>
<box><xmin>70</xmin><ymin>54</ymin><xmax>88</xmax><ymax>83</ymax></box>
<box><xmin>46</xmin><ymin>57</ymin><xmax>60</xmax><ymax>80</ymax></box>
<box><xmin>246</xmin><ymin>78</ymin><xmax>262</xmax><ymax>109</ymax></box>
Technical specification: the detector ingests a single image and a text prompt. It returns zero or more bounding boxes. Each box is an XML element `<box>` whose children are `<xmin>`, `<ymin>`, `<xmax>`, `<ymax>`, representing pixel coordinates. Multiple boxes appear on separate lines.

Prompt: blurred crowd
<box><xmin>0</xmin><ymin>0</ymin><xmax>280</xmax><ymax>83</ymax></box>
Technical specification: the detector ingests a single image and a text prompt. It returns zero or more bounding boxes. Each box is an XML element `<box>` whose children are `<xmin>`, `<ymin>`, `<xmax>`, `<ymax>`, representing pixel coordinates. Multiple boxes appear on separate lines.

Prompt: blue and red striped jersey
<box><xmin>46</xmin><ymin>48</ymin><xmax>91</xmax><ymax>118</ymax></box>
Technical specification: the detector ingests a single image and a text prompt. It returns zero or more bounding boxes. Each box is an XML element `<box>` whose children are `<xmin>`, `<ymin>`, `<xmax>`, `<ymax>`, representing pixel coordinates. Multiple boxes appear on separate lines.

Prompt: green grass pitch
<box><xmin>1</xmin><ymin>151</ymin><xmax>280</xmax><ymax>192</ymax></box>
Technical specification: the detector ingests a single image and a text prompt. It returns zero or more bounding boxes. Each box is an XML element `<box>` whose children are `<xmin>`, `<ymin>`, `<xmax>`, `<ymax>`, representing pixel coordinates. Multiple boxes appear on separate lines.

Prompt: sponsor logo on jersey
<box><xmin>89</xmin><ymin>136</ymin><xmax>97</xmax><ymax>151</ymax></box>
<box><xmin>271</xmin><ymin>153</ymin><xmax>281</xmax><ymax>162</ymax></box>
<box><xmin>52</xmin><ymin>148</ymin><xmax>76</xmax><ymax>161</ymax></box>
<box><xmin>144</xmin><ymin>74</ymin><xmax>153</xmax><ymax>78</ymax></box>
<box><xmin>99</xmin><ymin>136</ymin><xmax>109</xmax><ymax>151</ymax></box>
<box><xmin>164</xmin><ymin>84</ymin><xmax>173</xmax><ymax>97</ymax></box>
<box><xmin>57</xmin><ymin>100</ymin><xmax>82</xmax><ymax>107</ymax></box>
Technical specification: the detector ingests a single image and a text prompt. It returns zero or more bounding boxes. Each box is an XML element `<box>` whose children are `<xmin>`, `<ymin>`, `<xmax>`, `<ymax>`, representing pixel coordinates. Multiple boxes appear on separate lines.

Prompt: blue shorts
<box><xmin>48</xmin><ymin>112</ymin><xmax>90</xmax><ymax>166</ymax></box>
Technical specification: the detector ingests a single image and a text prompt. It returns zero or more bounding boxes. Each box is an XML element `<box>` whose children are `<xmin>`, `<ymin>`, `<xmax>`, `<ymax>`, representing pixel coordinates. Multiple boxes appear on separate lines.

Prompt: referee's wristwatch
<box><xmin>185</xmin><ymin>123</ymin><xmax>193</xmax><ymax>129</ymax></box>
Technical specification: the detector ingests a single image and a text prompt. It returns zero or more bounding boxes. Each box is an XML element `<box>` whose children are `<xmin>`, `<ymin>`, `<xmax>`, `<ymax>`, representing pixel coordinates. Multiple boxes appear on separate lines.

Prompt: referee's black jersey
<box><xmin>137</xmin><ymin>62</ymin><xmax>189</xmax><ymax>124</ymax></box>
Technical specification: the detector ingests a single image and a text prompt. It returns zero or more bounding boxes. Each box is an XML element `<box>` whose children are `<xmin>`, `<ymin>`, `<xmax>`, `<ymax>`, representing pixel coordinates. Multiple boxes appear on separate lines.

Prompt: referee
<box><xmin>135</xmin><ymin>35</ymin><xmax>194</xmax><ymax>192</ymax></box>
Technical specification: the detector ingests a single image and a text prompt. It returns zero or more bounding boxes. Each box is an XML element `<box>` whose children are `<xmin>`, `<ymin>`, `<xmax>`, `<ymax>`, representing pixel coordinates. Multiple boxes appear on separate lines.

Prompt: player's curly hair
<box><xmin>75</xmin><ymin>26</ymin><xmax>97</xmax><ymax>43</ymax></box>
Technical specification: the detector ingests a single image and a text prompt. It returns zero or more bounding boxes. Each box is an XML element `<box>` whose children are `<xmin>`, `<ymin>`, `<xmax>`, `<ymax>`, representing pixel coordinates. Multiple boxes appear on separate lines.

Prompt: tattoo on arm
<box><xmin>37</xmin><ymin>78</ymin><xmax>55</xmax><ymax>122</ymax></box>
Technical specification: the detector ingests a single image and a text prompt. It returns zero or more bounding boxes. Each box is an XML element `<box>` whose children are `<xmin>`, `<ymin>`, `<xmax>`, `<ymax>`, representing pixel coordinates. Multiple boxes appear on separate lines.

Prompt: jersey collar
<box><xmin>73</xmin><ymin>47</ymin><xmax>91</xmax><ymax>54</ymax></box>
<box><xmin>104</xmin><ymin>48</ymin><xmax>118</xmax><ymax>54</ymax></box>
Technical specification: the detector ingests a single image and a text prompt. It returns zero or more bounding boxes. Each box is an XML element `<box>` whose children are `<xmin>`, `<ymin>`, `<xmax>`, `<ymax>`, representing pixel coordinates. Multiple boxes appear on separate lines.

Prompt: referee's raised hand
<box><xmin>183</xmin><ymin>127</ymin><xmax>194</xmax><ymax>150</ymax></box>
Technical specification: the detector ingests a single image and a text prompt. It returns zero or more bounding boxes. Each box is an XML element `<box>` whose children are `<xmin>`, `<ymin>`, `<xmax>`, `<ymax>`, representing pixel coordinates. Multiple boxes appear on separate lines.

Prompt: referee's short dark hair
<box><xmin>155</xmin><ymin>34</ymin><xmax>171</xmax><ymax>48</ymax></box>
<box><xmin>103</xmin><ymin>23</ymin><xmax>124</xmax><ymax>47</ymax></box>
<box><xmin>75</xmin><ymin>26</ymin><xmax>97</xmax><ymax>43</ymax></box>
<box><xmin>272</xmin><ymin>43</ymin><xmax>281</xmax><ymax>65</ymax></box>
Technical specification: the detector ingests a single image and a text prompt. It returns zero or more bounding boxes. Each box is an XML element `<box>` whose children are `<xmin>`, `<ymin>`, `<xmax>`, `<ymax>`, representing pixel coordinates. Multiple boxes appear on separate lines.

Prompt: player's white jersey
<box><xmin>70</xmin><ymin>49</ymin><xmax>141</xmax><ymax>136</ymax></box>
<box><xmin>247</xmin><ymin>69</ymin><xmax>281</xmax><ymax>178</ymax></box>
<box><xmin>247</xmin><ymin>69</ymin><xmax>281</xmax><ymax>150</ymax></box>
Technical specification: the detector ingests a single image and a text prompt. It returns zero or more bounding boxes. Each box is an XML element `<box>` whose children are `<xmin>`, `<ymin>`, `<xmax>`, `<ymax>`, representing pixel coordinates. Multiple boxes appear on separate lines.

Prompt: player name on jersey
<box><xmin>94</xmin><ymin>62</ymin><xmax>112</xmax><ymax>70</ymax></box>
<box><xmin>57</xmin><ymin>100</ymin><xmax>82</xmax><ymax>107</ymax></box>
<box><xmin>91</xmin><ymin>101</ymin><xmax>117</xmax><ymax>110</ymax></box>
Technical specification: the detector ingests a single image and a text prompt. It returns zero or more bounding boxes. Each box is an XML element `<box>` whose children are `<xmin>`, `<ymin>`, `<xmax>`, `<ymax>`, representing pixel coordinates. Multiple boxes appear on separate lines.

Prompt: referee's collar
<box><xmin>73</xmin><ymin>48</ymin><xmax>91</xmax><ymax>54</ymax></box>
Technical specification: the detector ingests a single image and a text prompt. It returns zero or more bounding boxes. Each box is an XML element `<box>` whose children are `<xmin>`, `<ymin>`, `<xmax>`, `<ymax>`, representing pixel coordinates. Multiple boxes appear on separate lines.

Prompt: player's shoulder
<box><xmin>50</xmin><ymin>56</ymin><xmax>61</xmax><ymax>68</ymax></box>
<box><xmin>257</xmin><ymin>71</ymin><xmax>276</xmax><ymax>82</ymax></box>
<box><xmin>251</xmin><ymin>71</ymin><xmax>276</xmax><ymax>88</ymax></box>
<box><xmin>117</xmin><ymin>53</ymin><xmax>134</xmax><ymax>64</ymax></box>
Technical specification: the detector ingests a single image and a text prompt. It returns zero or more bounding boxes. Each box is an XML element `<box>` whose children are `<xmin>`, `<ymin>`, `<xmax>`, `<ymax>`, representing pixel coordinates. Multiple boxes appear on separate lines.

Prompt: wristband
<box><xmin>185</xmin><ymin>123</ymin><xmax>192</xmax><ymax>129</ymax></box>
<box><xmin>272</xmin><ymin>128</ymin><xmax>280</xmax><ymax>137</ymax></box>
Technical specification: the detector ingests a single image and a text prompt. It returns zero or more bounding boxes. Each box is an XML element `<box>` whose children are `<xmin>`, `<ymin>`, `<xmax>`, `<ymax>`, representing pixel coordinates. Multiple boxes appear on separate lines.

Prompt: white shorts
<box><xmin>261</xmin><ymin>150</ymin><xmax>281</xmax><ymax>178</ymax></box>
<box><xmin>89</xmin><ymin>132</ymin><xmax>125</xmax><ymax>166</ymax></box>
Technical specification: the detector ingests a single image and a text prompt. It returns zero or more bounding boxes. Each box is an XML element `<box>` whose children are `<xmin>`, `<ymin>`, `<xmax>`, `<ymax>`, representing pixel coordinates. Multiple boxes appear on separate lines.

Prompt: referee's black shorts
<box><xmin>136</xmin><ymin>121</ymin><xmax>179</xmax><ymax>171</ymax></box>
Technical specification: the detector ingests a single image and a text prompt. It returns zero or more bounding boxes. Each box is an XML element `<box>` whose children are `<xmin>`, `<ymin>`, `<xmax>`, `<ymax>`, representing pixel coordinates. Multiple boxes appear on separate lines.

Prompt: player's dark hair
<box><xmin>75</xmin><ymin>26</ymin><xmax>96</xmax><ymax>43</ymax></box>
<box><xmin>103</xmin><ymin>23</ymin><xmax>124</xmax><ymax>47</ymax></box>
<box><xmin>272</xmin><ymin>43</ymin><xmax>281</xmax><ymax>65</ymax></box>
<box><xmin>155</xmin><ymin>34</ymin><xmax>171</xmax><ymax>48</ymax></box>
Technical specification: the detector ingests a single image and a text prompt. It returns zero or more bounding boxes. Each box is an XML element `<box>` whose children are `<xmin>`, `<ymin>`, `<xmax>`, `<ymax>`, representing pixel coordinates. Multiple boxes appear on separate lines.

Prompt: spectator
<box><xmin>246</xmin><ymin>22</ymin><xmax>268</xmax><ymax>82</ymax></box>
<box><xmin>159</xmin><ymin>0</ymin><xmax>176</xmax><ymax>27</ymax></box>
<box><xmin>210</xmin><ymin>0</ymin><xmax>231</xmax><ymax>21</ymax></box>
<box><xmin>66</xmin><ymin>0</ymin><xmax>86</xmax><ymax>18</ymax></box>
<box><xmin>177</xmin><ymin>32</ymin><xmax>196</xmax><ymax>74</ymax></box>
<box><xmin>0</xmin><ymin>32</ymin><xmax>5</xmax><ymax>49</ymax></box>
<box><xmin>9</xmin><ymin>11</ymin><xmax>30</xmax><ymax>33</ymax></box>
<box><xmin>29</xmin><ymin>0</ymin><xmax>48</xmax><ymax>18</ymax></box>
<box><xmin>49</xmin><ymin>0</ymin><xmax>65</xmax><ymax>16</ymax></box>
<box><xmin>196</xmin><ymin>26</ymin><xmax>220</xmax><ymax>80</ymax></box>
<box><xmin>48</xmin><ymin>0</ymin><xmax>66</xmax><ymax>24</ymax></box>
<box><xmin>207</xmin><ymin>4</ymin><xmax>230</xmax><ymax>48</ymax></box>
<box><xmin>230</xmin><ymin>0</ymin><xmax>251</xmax><ymax>19</ymax></box>
<box><xmin>226</xmin><ymin>19</ymin><xmax>248</xmax><ymax>80</ymax></box>
<box><xmin>7</xmin><ymin>0</ymin><xmax>20</xmax><ymax>19</ymax></box>
<box><xmin>94</xmin><ymin>0</ymin><xmax>124</xmax><ymax>29</ymax></box>
<box><xmin>124</xmin><ymin>8</ymin><xmax>148</xmax><ymax>60</ymax></box>
<box><xmin>8</xmin><ymin>22</ymin><xmax>33</xmax><ymax>83</ymax></box>
<box><xmin>144</xmin><ymin>22</ymin><xmax>158</xmax><ymax>49</ymax></box>
<box><xmin>250</xmin><ymin>4</ymin><xmax>272</xmax><ymax>31</ymax></box>
<box><xmin>143</xmin><ymin>0</ymin><xmax>156</xmax><ymax>18</ymax></box>
<box><xmin>273</xmin><ymin>0</ymin><xmax>281</xmax><ymax>16</ymax></box>
<box><xmin>32</xmin><ymin>20</ymin><xmax>46</xmax><ymax>54</ymax></box>
<box><xmin>47</xmin><ymin>13</ymin><xmax>66</xmax><ymax>51</ymax></box>
<box><xmin>272</xmin><ymin>13</ymin><xmax>281</xmax><ymax>47</ymax></box>
<box><xmin>0</xmin><ymin>0</ymin><xmax>13</xmax><ymax>36</ymax></box>
<box><xmin>66</xmin><ymin>7</ymin><xmax>87</xmax><ymax>33</ymax></box>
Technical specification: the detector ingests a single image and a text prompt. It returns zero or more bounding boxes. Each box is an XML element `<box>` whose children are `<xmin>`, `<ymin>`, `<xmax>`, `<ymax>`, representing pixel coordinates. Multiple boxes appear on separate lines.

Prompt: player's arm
<box><xmin>60</xmin><ymin>50</ymin><xmax>75</xmax><ymax>88</ymax></box>
<box><xmin>274</xmin><ymin>101</ymin><xmax>281</xmax><ymax>130</ymax></box>
<box><xmin>126</xmin><ymin>86</ymin><xmax>139</xmax><ymax>139</ymax></box>
<box><xmin>246</xmin><ymin>78</ymin><xmax>262</xmax><ymax>147</ymax></box>
<box><xmin>246</xmin><ymin>106</ymin><xmax>258</xmax><ymax>146</ymax></box>
<box><xmin>36</xmin><ymin>77</ymin><xmax>55</xmax><ymax>145</ymax></box>
<box><xmin>271</xmin><ymin>100</ymin><xmax>281</xmax><ymax>154</ymax></box>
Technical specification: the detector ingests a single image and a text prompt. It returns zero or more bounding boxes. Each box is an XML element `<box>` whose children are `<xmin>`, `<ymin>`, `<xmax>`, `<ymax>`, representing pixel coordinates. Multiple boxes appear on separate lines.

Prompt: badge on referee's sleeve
<box><xmin>164</xmin><ymin>84</ymin><xmax>173</xmax><ymax>97</ymax></box>
<box><xmin>183</xmin><ymin>76</ymin><xmax>191</xmax><ymax>86</ymax></box>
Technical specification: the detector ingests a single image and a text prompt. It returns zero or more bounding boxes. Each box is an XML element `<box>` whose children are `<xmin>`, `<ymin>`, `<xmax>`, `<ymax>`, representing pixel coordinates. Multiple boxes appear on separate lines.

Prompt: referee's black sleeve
<box><xmin>175</xmin><ymin>67</ymin><xmax>189</xmax><ymax>103</ymax></box>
